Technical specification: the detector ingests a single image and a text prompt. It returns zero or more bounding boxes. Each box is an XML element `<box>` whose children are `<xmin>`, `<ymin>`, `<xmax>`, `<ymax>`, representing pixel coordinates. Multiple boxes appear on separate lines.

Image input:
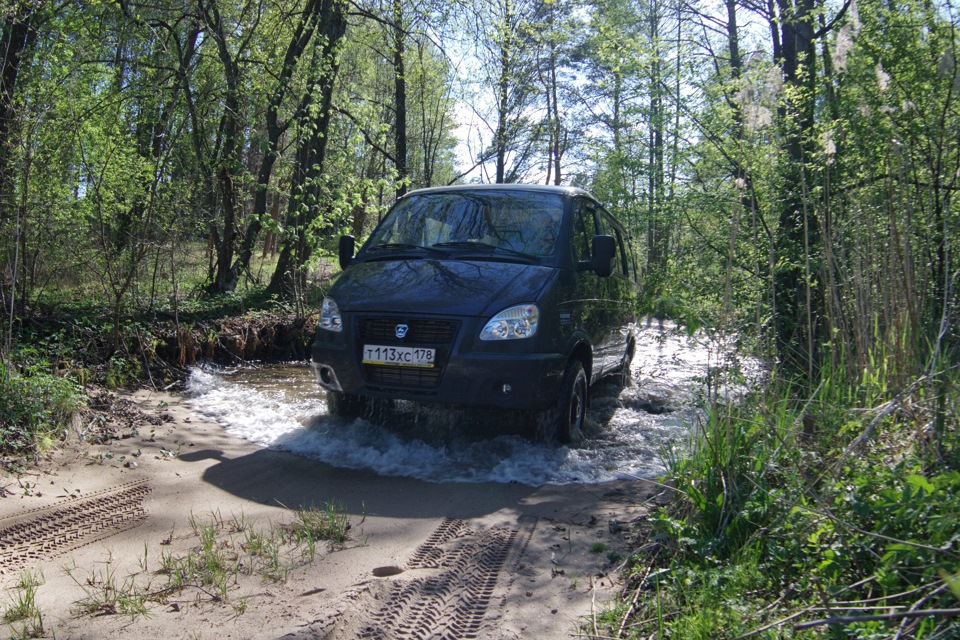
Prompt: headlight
<box><xmin>479</xmin><ymin>304</ymin><xmax>539</xmax><ymax>340</ymax></box>
<box><xmin>319</xmin><ymin>297</ymin><xmax>343</xmax><ymax>332</ymax></box>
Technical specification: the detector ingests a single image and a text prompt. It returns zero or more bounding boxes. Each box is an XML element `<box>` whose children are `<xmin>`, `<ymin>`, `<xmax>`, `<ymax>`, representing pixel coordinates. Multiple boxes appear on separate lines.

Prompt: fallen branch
<box><xmin>794</xmin><ymin>608</ymin><xmax>960</xmax><ymax>630</ymax></box>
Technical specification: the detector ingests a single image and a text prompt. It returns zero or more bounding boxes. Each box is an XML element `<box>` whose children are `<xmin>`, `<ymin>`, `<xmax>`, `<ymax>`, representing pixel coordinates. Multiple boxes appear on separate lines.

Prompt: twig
<box><xmin>591</xmin><ymin>575</ymin><xmax>599</xmax><ymax>638</ymax></box>
<box><xmin>895</xmin><ymin>583</ymin><xmax>951</xmax><ymax>640</ymax></box>
<box><xmin>743</xmin><ymin>473</ymin><xmax>960</xmax><ymax>562</ymax></box>
<box><xmin>616</xmin><ymin>550</ymin><xmax>660</xmax><ymax>638</ymax></box>
<box><xmin>794</xmin><ymin>609</ymin><xmax>960</xmax><ymax>630</ymax></box>
<box><xmin>732</xmin><ymin>607</ymin><xmax>814</xmax><ymax>639</ymax></box>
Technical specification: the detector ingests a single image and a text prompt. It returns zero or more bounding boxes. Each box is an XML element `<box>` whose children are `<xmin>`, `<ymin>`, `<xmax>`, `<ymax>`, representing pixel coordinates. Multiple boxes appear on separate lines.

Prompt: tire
<box><xmin>326</xmin><ymin>391</ymin><xmax>366</xmax><ymax>420</ymax></box>
<box><xmin>326</xmin><ymin>392</ymin><xmax>393</xmax><ymax>423</ymax></box>
<box><xmin>536</xmin><ymin>360</ymin><xmax>588</xmax><ymax>444</ymax></box>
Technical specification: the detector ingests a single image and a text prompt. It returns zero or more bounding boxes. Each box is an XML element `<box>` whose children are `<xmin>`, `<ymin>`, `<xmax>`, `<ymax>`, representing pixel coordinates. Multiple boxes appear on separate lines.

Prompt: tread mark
<box><xmin>361</xmin><ymin>520</ymin><xmax>518</xmax><ymax>639</ymax></box>
<box><xmin>0</xmin><ymin>481</ymin><xmax>150</xmax><ymax>574</ymax></box>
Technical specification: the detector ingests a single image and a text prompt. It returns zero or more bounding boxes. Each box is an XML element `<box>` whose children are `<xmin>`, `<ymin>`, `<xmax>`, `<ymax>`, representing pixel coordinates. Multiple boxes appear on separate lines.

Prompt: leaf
<box><xmin>906</xmin><ymin>474</ymin><xmax>936</xmax><ymax>495</ymax></box>
<box><xmin>940</xmin><ymin>569</ymin><xmax>960</xmax><ymax>602</ymax></box>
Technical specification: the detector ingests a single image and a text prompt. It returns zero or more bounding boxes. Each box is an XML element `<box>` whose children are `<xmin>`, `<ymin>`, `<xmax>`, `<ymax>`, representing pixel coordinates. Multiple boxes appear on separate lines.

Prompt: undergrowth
<box><xmin>605</xmin><ymin>345</ymin><xmax>960</xmax><ymax>639</ymax></box>
<box><xmin>0</xmin><ymin>362</ymin><xmax>80</xmax><ymax>459</ymax></box>
<box><xmin>1</xmin><ymin>284</ymin><xmax>321</xmax><ymax>461</ymax></box>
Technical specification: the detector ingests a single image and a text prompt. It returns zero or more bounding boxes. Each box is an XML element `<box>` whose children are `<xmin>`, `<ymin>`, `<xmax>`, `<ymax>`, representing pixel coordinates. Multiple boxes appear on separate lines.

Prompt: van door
<box><xmin>598</xmin><ymin>213</ymin><xmax>639</xmax><ymax>374</ymax></box>
<box><xmin>569</xmin><ymin>199</ymin><xmax>617</xmax><ymax>380</ymax></box>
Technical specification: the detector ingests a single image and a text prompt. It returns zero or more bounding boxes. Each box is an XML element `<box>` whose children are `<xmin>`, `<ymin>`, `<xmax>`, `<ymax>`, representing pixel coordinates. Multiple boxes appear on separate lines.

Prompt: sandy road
<box><xmin>0</xmin><ymin>389</ymin><xmax>665</xmax><ymax>639</ymax></box>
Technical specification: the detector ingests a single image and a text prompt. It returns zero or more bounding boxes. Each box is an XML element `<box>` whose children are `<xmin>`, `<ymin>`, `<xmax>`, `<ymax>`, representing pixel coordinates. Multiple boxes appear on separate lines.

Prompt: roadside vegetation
<box><xmin>2</xmin><ymin>0</ymin><xmax>959</xmax><ymax>637</ymax></box>
<box><xmin>3</xmin><ymin>570</ymin><xmax>45</xmax><ymax>639</ymax></box>
<box><xmin>597</xmin><ymin>350</ymin><xmax>959</xmax><ymax>638</ymax></box>
<box><xmin>68</xmin><ymin>505</ymin><xmax>354</xmax><ymax>619</ymax></box>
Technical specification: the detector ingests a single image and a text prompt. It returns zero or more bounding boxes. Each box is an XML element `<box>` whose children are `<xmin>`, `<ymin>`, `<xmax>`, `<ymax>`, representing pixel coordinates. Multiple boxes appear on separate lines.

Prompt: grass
<box><xmin>3</xmin><ymin>571</ymin><xmax>44</xmax><ymax>639</ymax></box>
<box><xmin>603</xmin><ymin>342</ymin><xmax>960</xmax><ymax>639</ymax></box>
<box><xmin>287</xmin><ymin>502</ymin><xmax>352</xmax><ymax>547</ymax></box>
<box><xmin>69</xmin><ymin>505</ymin><xmax>354</xmax><ymax>619</ymax></box>
<box><xmin>71</xmin><ymin>564</ymin><xmax>151</xmax><ymax>617</ymax></box>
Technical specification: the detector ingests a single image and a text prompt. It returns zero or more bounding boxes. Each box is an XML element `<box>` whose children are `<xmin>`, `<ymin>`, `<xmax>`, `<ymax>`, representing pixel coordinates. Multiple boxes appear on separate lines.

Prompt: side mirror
<box><xmin>578</xmin><ymin>234</ymin><xmax>616</xmax><ymax>277</ymax></box>
<box><xmin>338</xmin><ymin>235</ymin><xmax>355</xmax><ymax>269</ymax></box>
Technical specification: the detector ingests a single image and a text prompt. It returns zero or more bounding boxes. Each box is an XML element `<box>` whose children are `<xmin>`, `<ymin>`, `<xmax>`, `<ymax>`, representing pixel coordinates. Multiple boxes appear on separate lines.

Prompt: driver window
<box><xmin>572</xmin><ymin>201</ymin><xmax>597</xmax><ymax>262</ymax></box>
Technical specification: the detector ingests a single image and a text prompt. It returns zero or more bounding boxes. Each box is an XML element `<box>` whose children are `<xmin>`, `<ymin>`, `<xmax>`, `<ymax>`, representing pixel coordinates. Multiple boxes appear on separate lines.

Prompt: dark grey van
<box><xmin>311</xmin><ymin>184</ymin><xmax>638</xmax><ymax>442</ymax></box>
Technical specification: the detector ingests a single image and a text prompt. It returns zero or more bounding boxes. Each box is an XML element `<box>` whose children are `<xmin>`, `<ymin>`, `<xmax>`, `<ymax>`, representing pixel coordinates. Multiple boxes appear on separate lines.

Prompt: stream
<box><xmin>186</xmin><ymin>320</ymin><xmax>748</xmax><ymax>486</ymax></box>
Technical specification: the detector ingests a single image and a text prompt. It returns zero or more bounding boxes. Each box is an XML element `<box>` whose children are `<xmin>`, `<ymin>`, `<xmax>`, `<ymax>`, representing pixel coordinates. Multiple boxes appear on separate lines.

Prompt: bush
<box><xmin>612</xmin><ymin>356</ymin><xmax>960</xmax><ymax>639</ymax></box>
<box><xmin>0</xmin><ymin>363</ymin><xmax>80</xmax><ymax>456</ymax></box>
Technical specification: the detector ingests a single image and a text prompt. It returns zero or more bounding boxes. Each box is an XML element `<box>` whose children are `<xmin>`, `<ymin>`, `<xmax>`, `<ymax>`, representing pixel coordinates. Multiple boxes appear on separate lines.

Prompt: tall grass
<box><xmin>610</xmin><ymin>336</ymin><xmax>960</xmax><ymax>639</ymax></box>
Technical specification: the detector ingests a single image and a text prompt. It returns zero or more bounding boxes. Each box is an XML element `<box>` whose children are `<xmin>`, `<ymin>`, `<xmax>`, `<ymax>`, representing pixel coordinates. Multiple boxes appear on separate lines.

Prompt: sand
<box><xmin>0</xmin><ymin>388</ymin><xmax>666</xmax><ymax>639</ymax></box>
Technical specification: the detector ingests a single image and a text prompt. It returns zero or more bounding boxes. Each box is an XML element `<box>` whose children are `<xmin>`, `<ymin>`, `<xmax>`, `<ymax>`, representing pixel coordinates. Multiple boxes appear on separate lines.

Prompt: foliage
<box><xmin>2</xmin><ymin>0</ymin><xmax>960</xmax><ymax>633</ymax></box>
<box><xmin>287</xmin><ymin>502</ymin><xmax>352</xmax><ymax>546</ymax></box>
<box><xmin>608</xmin><ymin>347</ymin><xmax>960</xmax><ymax>638</ymax></box>
<box><xmin>0</xmin><ymin>362</ymin><xmax>79</xmax><ymax>457</ymax></box>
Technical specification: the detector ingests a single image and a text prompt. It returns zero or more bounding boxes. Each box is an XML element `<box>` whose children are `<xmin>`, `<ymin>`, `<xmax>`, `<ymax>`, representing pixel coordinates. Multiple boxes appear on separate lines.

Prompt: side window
<box><xmin>571</xmin><ymin>200</ymin><xmax>597</xmax><ymax>262</ymax></box>
<box><xmin>614</xmin><ymin>229</ymin><xmax>629</xmax><ymax>277</ymax></box>
<box><xmin>596</xmin><ymin>210</ymin><xmax>623</xmax><ymax>276</ymax></box>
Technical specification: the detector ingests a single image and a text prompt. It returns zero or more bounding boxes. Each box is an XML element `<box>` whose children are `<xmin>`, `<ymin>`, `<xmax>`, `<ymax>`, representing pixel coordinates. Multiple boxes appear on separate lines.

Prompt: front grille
<box><xmin>357</xmin><ymin>316</ymin><xmax>459</xmax><ymax>390</ymax></box>
<box><xmin>363</xmin><ymin>364</ymin><xmax>442</xmax><ymax>390</ymax></box>
<box><xmin>359</xmin><ymin>318</ymin><xmax>458</xmax><ymax>344</ymax></box>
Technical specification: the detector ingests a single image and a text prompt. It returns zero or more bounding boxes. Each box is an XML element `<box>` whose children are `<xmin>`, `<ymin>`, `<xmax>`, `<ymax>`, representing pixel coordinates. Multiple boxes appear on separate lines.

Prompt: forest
<box><xmin>1</xmin><ymin>0</ymin><xmax>959</xmax><ymax>637</ymax></box>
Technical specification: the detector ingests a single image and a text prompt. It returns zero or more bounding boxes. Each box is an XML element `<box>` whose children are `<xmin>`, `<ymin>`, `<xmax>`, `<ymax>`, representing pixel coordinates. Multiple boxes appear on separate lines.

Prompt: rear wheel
<box><xmin>536</xmin><ymin>360</ymin><xmax>587</xmax><ymax>444</ymax></box>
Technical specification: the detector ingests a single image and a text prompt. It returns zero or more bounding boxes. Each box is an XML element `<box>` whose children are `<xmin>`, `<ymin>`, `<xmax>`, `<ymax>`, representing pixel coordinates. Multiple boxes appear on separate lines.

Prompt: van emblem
<box><xmin>395</xmin><ymin>324</ymin><xmax>409</xmax><ymax>339</ymax></box>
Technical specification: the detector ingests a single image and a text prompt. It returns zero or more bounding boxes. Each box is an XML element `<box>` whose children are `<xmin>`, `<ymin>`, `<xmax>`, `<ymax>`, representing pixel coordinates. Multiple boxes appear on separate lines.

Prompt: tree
<box><xmin>459</xmin><ymin>0</ymin><xmax>542</xmax><ymax>183</ymax></box>
<box><xmin>267</xmin><ymin>0</ymin><xmax>348</xmax><ymax>298</ymax></box>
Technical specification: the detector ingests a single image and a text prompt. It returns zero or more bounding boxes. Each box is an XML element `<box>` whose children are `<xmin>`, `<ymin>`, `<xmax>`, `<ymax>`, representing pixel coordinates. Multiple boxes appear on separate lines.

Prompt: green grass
<box><xmin>4</xmin><ymin>571</ymin><xmax>45</xmax><ymax>639</ymax></box>
<box><xmin>71</xmin><ymin>564</ymin><xmax>150</xmax><ymax>617</ymax></box>
<box><xmin>605</xmin><ymin>344</ymin><xmax>960</xmax><ymax>639</ymax></box>
<box><xmin>0</xmin><ymin>363</ymin><xmax>80</xmax><ymax>458</ymax></box>
<box><xmin>70</xmin><ymin>506</ymin><xmax>354</xmax><ymax>619</ymax></box>
<box><xmin>287</xmin><ymin>502</ymin><xmax>352</xmax><ymax>547</ymax></box>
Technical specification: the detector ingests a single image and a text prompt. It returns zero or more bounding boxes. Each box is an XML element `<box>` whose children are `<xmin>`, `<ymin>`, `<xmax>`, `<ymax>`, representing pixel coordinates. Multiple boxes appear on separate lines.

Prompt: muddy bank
<box><xmin>153</xmin><ymin>312</ymin><xmax>318</xmax><ymax>370</ymax></box>
<box><xmin>10</xmin><ymin>304</ymin><xmax>316</xmax><ymax>383</ymax></box>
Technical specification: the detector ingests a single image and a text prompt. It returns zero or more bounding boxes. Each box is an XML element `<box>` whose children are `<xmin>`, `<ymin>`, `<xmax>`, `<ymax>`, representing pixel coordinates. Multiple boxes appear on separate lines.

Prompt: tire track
<box><xmin>358</xmin><ymin>518</ymin><xmax>529</xmax><ymax>640</ymax></box>
<box><xmin>0</xmin><ymin>481</ymin><xmax>150</xmax><ymax>574</ymax></box>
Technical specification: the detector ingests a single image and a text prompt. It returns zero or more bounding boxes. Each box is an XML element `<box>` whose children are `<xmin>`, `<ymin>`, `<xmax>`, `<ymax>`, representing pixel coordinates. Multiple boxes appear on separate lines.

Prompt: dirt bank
<box><xmin>1</xmin><ymin>388</ymin><xmax>666</xmax><ymax>639</ymax></box>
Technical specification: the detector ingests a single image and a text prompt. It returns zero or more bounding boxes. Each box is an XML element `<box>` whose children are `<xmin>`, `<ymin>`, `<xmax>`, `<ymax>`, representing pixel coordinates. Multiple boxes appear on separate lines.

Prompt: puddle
<box><xmin>186</xmin><ymin>320</ymin><xmax>752</xmax><ymax>486</ymax></box>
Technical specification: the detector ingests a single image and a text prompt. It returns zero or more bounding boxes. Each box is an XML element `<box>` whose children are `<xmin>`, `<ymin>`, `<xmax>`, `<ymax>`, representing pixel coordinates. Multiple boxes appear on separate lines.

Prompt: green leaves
<box><xmin>0</xmin><ymin>364</ymin><xmax>80</xmax><ymax>457</ymax></box>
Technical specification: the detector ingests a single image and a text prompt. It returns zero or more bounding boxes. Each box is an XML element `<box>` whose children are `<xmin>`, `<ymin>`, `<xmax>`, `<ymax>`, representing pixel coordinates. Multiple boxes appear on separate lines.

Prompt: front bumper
<box><xmin>311</xmin><ymin>320</ymin><xmax>566</xmax><ymax>411</ymax></box>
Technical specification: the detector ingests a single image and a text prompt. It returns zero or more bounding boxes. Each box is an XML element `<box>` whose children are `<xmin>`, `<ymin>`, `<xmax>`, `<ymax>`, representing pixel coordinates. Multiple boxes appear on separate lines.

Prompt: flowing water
<box><xmin>186</xmin><ymin>320</ymin><xmax>748</xmax><ymax>486</ymax></box>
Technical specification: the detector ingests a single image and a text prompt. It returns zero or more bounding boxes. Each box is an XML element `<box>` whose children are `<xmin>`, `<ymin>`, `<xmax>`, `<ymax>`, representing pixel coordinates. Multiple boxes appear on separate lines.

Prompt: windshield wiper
<box><xmin>431</xmin><ymin>242</ymin><xmax>538</xmax><ymax>262</ymax></box>
<box><xmin>367</xmin><ymin>242</ymin><xmax>446</xmax><ymax>256</ymax></box>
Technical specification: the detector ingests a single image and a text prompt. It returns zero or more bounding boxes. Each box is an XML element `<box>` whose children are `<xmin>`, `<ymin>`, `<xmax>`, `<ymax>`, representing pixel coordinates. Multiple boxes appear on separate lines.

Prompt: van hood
<box><xmin>330</xmin><ymin>259</ymin><xmax>555</xmax><ymax>317</ymax></box>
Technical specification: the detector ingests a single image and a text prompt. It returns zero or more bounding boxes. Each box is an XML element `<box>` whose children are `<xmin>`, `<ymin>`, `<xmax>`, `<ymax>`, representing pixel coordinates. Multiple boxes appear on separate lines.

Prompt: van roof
<box><xmin>403</xmin><ymin>184</ymin><xmax>593</xmax><ymax>199</ymax></box>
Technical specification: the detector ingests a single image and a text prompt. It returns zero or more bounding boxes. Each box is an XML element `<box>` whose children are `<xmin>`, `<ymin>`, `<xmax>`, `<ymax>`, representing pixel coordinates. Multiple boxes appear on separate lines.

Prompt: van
<box><xmin>311</xmin><ymin>184</ymin><xmax>639</xmax><ymax>443</ymax></box>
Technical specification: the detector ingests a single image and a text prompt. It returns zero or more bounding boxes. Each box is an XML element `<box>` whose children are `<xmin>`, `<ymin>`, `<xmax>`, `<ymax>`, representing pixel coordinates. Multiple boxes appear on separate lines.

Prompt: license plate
<box><xmin>362</xmin><ymin>344</ymin><xmax>435</xmax><ymax>367</ymax></box>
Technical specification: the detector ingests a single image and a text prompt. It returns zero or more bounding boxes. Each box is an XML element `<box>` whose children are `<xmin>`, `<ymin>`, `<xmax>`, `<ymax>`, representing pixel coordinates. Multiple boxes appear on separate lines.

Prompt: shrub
<box><xmin>0</xmin><ymin>363</ymin><xmax>80</xmax><ymax>457</ymax></box>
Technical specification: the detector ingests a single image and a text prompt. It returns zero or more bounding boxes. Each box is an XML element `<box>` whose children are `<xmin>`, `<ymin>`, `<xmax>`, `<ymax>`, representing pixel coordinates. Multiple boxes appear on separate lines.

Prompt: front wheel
<box><xmin>536</xmin><ymin>360</ymin><xmax>587</xmax><ymax>444</ymax></box>
<box><xmin>326</xmin><ymin>391</ymin><xmax>392</xmax><ymax>423</ymax></box>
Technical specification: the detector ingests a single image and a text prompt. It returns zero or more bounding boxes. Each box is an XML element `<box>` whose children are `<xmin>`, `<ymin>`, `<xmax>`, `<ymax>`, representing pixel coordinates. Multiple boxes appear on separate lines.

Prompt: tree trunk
<box><xmin>0</xmin><ymin>2</ymin><xmax>40</xmax><ymax>225</ymax></box>
<box><xmin>393</xmin><ymin>0</ymin><xmax>408</xmax><ymax>197</ymax></box>
<box><xmin>203</xmin><ymin>0</ymin><xmax>244</xmax><ymax>293</ymax></box>
<box><xmin>229</xmin><ymin>0</ymin><xmax>332</xmax><ymax>284</ymax></box>
<box><xmin>267</xmin><ymin>0</ymin><xmax>347</xmax><ymax>298</ymax></box>
<box><xmin>773</xmin><ymin>0</ymin><xmax>821</xmax><ymax>376</ymax></box>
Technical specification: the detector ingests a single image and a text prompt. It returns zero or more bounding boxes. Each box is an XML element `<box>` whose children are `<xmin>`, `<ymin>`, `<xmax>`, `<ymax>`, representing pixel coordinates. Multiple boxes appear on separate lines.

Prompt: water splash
<box><xmin>186</xmin><ymin>321</ymin><xmax>750</xmax><ymax>486</ymax></box>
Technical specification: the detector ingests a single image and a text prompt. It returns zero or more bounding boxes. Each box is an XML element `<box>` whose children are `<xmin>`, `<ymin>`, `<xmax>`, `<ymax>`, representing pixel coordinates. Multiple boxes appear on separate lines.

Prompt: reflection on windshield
<box><xmin>366</xmin><ymin>191</ymin><xmax>563</xmax><ymax>258</ymax></box>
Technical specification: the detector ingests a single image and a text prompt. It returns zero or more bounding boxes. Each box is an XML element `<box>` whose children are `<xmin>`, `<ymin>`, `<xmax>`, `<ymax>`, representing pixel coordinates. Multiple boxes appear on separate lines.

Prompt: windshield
<box><xmin>365</xmin><ymin>191</ymin><xmax>564</xmax><ymax>258</ymax></box>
